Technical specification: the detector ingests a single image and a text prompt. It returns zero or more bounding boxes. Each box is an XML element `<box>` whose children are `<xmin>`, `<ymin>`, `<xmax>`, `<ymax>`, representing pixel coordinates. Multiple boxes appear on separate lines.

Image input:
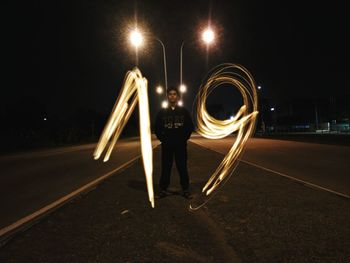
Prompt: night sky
<box><xmin>3</xmin><ymin>0</ymin><xmax>349</xmax><ymax>120</ymax></box>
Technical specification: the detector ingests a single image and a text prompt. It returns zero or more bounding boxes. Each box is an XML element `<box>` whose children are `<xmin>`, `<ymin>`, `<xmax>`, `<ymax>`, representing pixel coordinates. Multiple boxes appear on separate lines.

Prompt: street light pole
<box><xmin>154</xmin><ymin>37</ymin><xmax>168</xmax><ymax>91</ymax></box>
<box><xmin>180</xmin><ymin>41</ymin><xmax>185</xmax><ymax>86</ymax></box>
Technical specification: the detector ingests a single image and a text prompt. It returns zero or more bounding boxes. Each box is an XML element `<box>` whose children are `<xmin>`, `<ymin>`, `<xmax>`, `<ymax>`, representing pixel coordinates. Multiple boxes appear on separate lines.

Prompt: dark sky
<box><xmin>2</xmin><ymin>0</ymin><xmax>349</xmax><ymax>118</ymax></box>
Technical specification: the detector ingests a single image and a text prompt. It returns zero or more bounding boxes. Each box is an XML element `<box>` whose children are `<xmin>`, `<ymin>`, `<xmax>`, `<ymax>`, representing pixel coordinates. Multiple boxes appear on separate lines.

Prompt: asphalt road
<box><xmin>1</xmin><ymin>141</ymin><xmax>349</xmax><ymax>262</ymax></box>
<box><xmin>1</xmin><ymin>135</ymin><xmax>349</xmax><ymax>240</ymax></box>
<box><xmin>190</xmin><ymin>135</ymin><xmax>350</xmax><ymax>197</ymax></box>
<box><xmin>0</xmin><ymin>137</ymin><xmax>160</xmax><ymax>230</ymax></box>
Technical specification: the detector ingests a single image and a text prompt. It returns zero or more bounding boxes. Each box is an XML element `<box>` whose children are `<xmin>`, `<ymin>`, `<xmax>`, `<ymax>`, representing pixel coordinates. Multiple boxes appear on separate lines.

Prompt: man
<box><xmin>155</xmin><ymin>86</ymin><xmax>194</xmax><ymax>199</ymax></box>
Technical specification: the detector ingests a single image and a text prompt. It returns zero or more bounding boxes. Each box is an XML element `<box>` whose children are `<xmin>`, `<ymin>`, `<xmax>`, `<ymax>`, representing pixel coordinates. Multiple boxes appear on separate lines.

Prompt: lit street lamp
<box><xmin>161</xmin><ymin>100</ymin><xmax>168</xmax><ymax>109</ymax></box>
<box><xmin>128</xmin><ymin>28</ymin><xmax>168</xmax><ymax>93</ymax></box>
<box><xmin>156</xmin><ymin>85</ymin><xmax>164</xmax><ymax>94</ymax></box>
<box><xmin>202</xmin><ymin>28</ymin><xmax>215</xmax><ymax>45</ymax></box>
<box><xmin>179</xmin><ymin>84</ymin><xmax>187</xmax><ymax>93</ymax></box>
<box><xmin>179</xmin><ymin>27</ymin><xmax>216</xmax><ymax>104</ymax></box>
<box><xmin>129</xmin><ymin>29</ymin><xmax>143</xmax><ymax>48</ymax></box>
<box><xmin>154</xmin><ymin>38</ymin><xmax>168</xmax><ymax>91</ymax></box>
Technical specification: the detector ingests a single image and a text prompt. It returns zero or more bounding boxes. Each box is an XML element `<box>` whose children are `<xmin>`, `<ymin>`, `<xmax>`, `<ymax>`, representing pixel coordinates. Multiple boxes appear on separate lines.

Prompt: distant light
<box><xmin>270</xmin><ymin>107</ymin><xmax>275</xmax><ymax>111</ymax></box>
<box><xmin>178</xmin><ymin>100</ymin><xmax>183</xmax><ymax>106</ymax></box>
<box><xmin>129</xmin><ymin>29</ymin><xmax>143</xmax><ymax>48</ymax></box>
<box><xmin>156</xmin><ymin>86</ymin><xmax>163</xmax><ymax>94</ymax></box>
<box><xmin>161</xmin><ymin>100</ymin><xmax>168</xmax><ymax>108</ymax></box>
<box><xmin>230</xmin><ymin>116</ymin><xmax>234</xmax><ymax>120</ymax></box>
<box><xmin>202</xmin><ymin>28</ymin><xmax>215</xmax><ymax>44</ymax></box>
<box><xmin>257</xmin><ymin>86</ymin><xmax>261</xmax><ymax>90</ymax></box>
<box><xmin>179</xmin><ymin>84</ymin><xmax>187</xmax><ymax>93</ymax></box>
<box><xmin>44</xmin><ymin>118</ymin><xmax>47</xmax><ymax>121</ymax></box>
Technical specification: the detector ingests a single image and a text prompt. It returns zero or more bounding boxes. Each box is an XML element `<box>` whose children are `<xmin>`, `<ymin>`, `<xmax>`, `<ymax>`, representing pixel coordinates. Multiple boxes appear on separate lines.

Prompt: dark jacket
<box><xmin>155</xmin><ymin>106</ymin><xmax>194</xmax><ymax>145</ymax></box>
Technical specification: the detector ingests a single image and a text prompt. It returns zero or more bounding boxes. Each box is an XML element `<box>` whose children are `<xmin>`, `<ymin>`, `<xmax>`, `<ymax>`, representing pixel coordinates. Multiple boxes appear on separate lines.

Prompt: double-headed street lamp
<box><xmin>129</xmin><ymin>26</ymin><xmax>216</xmax><ymax>109</ymax></box>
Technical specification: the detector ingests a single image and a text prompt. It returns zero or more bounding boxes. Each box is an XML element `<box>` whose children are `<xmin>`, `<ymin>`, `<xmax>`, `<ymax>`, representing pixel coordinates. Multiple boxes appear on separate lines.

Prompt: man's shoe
<box><xmin>182</xmin><ymin>190</ymin><xmax>193</xmax><ymax>200</ymax></box>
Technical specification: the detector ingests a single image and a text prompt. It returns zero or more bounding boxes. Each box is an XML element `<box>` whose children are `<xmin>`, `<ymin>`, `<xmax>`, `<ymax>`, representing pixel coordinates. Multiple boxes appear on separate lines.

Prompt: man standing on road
<box><xmin>155</xmin><ymin>86</ymin><xmax>194</xmax><ymax>199</ymax></box>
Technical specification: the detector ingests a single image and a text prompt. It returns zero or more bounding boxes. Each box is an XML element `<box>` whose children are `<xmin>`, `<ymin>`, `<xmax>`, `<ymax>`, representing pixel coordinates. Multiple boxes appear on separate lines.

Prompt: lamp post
<box><xmin>154</xmin><ymin>38</ymin><xmax>168</xmax><ymax>91</ymax></box>
<box><xmin>180</xmin><ymin>41</ymin><xmax>185</xmax><ymax>87</ymax></box>
<box><xmin>202</xmin><ymin>28</ymin><xmax>215</xmax><ymax>45</ymax></box>
<box><xmin>129</xmin><ymin>29</ymin><xmax>168</xmax><ymax>94</ymax></box>
<box><xmin>129</xmin><ymin>29</ymin><xmax>143</xmax><ymax>65</ymax></box>
<box><xmin>179</xmin><ymin>27</ymin><xmax>215</xmax><ymax>106</ymax></box>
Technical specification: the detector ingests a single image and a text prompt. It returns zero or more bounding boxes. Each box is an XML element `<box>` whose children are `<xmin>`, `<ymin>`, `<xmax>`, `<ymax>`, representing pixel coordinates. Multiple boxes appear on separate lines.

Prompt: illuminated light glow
<box><xmin>130</xmin><ymin>29</ymin><xmax>143</xmax><ymax>48</ymax></box>
<box><xmin>93</xmin><ymin>68</ymin><xmax>154</xmax><ymax>208</ymax></box>
<box><xmin>178</xmin><ymin>100</ymin><xmax>183</xmax><ymax>106</ymax></box>
<box><xmin>44</xmin><ymin>118</ymin><xmax>47</xmax><ymax>121</ymax></box>
<box><xmin>161</xmin><ymin>100</ymin><xmax>168</xmax><ymax>108</ymax></box>
<box><xmin>270</xmin><ymin>107</ymin><xmax>275</xmax><ymax>111</ymax></box>
<box><xmin>190</xmin><ymin>63</ymin><xmax>259</xmax><ymax>210</ymax></box>
<box><xmin>258</xmin><ymin>86</ymin><xmax>261</xmax><ymax>90</ymax></box>
<box><xmin>179</xmin><ymin>84</ymin><xmax>187</xmax><ymax>93</ymax></box>
<box><xmin>202</xmin><ymin>28</ymin><xmax>215</xmax><ymax>44</ymax></box>
<box><xmin>156</xmin><ymin>86</ymin><xmax>163</xmax><ymax>94</ymax></box>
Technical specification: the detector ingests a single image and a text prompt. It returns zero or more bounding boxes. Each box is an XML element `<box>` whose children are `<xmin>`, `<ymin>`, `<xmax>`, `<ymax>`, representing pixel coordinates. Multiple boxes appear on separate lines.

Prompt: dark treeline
<box><xmin>0</xmin><ymin>97</ymin><xmax>139</xmax><ymax>154</ymax></box>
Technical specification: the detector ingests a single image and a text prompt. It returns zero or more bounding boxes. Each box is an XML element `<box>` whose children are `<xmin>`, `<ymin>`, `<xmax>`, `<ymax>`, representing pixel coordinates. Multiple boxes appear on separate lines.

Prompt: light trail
<box><xmin>93</xmin><ymin>68</ymin><xmax>154</xmax><ymax>208</ymax></box>
<box><xmin>190</xmin><ymin>63</ymin><xmax>259</xmax><ymax>210</ymax></box>
<box><xmin>93</xmin><ymin>64</ymin><xmax>258</xmax><ymax>210</ymax></box>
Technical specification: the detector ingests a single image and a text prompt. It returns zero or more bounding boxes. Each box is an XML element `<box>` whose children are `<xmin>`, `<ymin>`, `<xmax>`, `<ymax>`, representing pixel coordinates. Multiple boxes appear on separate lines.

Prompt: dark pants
<box><xmin>160</xmin><ymin>142</ymin><xmax>189</xmax><ymax>191</ymax></box>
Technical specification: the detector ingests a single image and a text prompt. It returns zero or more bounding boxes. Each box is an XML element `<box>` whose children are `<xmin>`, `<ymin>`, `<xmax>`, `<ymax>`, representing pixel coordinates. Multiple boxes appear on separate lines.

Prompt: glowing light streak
<box><xmin>93</xmin><ymin>68</ymin><xmax>154</xmax><ymax>208</ymax></box>
<box><xmin>190</xmin><ymin>63</ymin><xmax>259</xmax><ymax>210</ymax></box>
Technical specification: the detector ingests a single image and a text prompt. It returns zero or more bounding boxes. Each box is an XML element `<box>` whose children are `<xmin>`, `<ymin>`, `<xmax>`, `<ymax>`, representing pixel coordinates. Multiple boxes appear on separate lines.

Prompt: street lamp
<box><xmin>156</xmin><ymin>85</ymin><xmax>163</xmax><ymax>94</ymax></box>
<box><xmin>128</xmin><ymin>28</ymin><xmax>168</xmax><ymax>93</ymax></box>
<box><xmin>129</xmin><ymin>29</ymin><xmax>143</xmax><ymax>48</ymax></box>
<box><xmin>179</xmin><ymin>84</ymin><xmax>187</xmax><ymax>93</ymax></box>
<box><xmin>178</xmin><ymin>100</ymin><xmax>183</xmax><ymax>106</ymax></box>
<box><xmin>154</xmin><ymin>38</ymin><xmax>168</xmax><ymax>91</ymax></box>
<box><xmin>161</xmin><ymin>100</ymin><xmax>168</xmax><ymax>109</ymax></box>
<box><xmin>202</xmin><ymin>28</ymin><xmax>215</xmax><ymax>45</ymax></box>
<box><xmin>179</xmin><ymin>27</ymin><xmax>216</xmax><ymax>103</ymax></box>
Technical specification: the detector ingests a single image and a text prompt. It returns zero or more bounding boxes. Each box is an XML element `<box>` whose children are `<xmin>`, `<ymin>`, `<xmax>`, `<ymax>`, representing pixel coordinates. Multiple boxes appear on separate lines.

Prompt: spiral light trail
<box><xmin>190</xmin><ymin>63</ymin><xmax>259</xmax><ymax>210</ymax></box>
<box><xmin>93</xmin><ymin>68</ymin><xmax>154</xmax><ymax>208</ymax></box>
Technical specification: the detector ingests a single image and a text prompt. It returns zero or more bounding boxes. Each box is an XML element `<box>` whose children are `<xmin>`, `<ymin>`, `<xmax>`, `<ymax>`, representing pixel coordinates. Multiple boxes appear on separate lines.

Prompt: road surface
<box><xmin>190</xmin><ymin>135</ymin><xmax>350</xmax><ymax>197</ymax></box>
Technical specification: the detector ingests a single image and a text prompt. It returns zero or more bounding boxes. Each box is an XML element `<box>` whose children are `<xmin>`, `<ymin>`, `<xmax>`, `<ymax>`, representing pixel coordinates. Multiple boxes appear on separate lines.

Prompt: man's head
<box><xmin>167</xmin><ymin>86</ymin><xmax>179</xmax><ymax>105</ymax></box>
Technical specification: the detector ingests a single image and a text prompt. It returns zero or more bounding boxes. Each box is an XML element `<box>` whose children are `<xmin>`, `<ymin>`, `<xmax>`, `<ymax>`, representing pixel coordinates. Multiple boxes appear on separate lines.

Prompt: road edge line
<box><xmin>190</xmin><ymin>140</ymin><xmax>350</xmax><ymax>199</ymax></box>
<box><xmin>0</xmin><ymin>144</ymin><xmax>159</xmax><ymax>245</ymax></box>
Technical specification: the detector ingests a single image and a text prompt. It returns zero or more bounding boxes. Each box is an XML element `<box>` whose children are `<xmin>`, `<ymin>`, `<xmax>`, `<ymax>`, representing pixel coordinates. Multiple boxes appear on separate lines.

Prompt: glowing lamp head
<box><xmin>130</xmin><ymin>29</ymin><xmax>143</xmax><ymax>48</ymax></box>
<box><xmin>156</xmin><ymin>86</ymin><xmax>163</xmax><ymax>94</ymax></box>
<box><xmin>178</xmin><ymin>100</ymin><xmax>183</xmax><ymax>106</ymax></box>
<box><xmin>202</xmin><ymin>28</ymin><xmax>215</xmax><ymax>44</ymax></box>
<box><xmin>179</xmin><ymin>84</ymin><xmax>187</xmax><ymax>93</ymax></box>
<box><xmin>161</xmin><ymin>100</ymin><xmax>168</xmax><ymax>108</ymax></box>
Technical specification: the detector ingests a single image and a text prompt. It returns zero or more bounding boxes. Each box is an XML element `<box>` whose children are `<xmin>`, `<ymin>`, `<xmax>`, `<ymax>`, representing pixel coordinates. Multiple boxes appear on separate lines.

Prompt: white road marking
<box><xmin>0</xmin><ymin>143</ymin><xmax>159</xmax><ymax>241</ymax></box>
<box><xmin>191</xmin><ymin>141</ymin><xmax>350</xmax><ymax>199</ymax></box>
